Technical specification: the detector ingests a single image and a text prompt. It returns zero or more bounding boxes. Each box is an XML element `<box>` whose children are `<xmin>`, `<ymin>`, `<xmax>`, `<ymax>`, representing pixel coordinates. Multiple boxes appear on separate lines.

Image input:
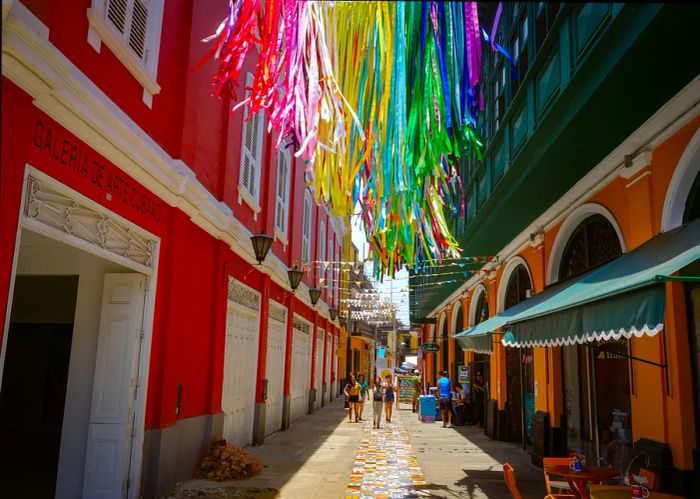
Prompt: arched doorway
<box><xmin>558</xmin><ymin>213</ymin><xmax>625</xmax><ymax>460</ymax></box>
<box><xmin>471</xmin><ymin>288</ymin><xmax>490</xmax><ymax>428</ymax></box>
<box><xmin>441</xmin><ymin>316</ymin><xmax>449</xmax><ymax>376</ymax></box>
<box><xmin>503</xmin><ymin>263</ymin><xmax>534</xmax><ymax>445</ymax></box>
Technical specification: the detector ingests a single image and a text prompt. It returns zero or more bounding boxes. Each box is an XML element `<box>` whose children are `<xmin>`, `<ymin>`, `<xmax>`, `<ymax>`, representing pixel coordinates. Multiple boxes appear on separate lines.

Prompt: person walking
<box><xmin>344</xmin><ymin>375</ymin><xmax>361</xmax><ymax>422</ymax></box>
<box><xmin>371</xmin><ymin>375</ymin><xmax>384</xmax><ymax>429</ymax></box>
<box><xmin>438</xmin><ymin>370</ymin><xmax>453</xmax><ymax>428</ymax></box>
<box><xmin>357</xmin><ymin>374</ymin><xmax>368</xmax><ymax>421</ymax></box>
<box><xmin>383</xmin><ymin>374</ymin><xmax>397</xmax><ymax>423</ymax></box>
<box><xmin>411</xmin><ymin>370</ymin><xmax>422</xmax><ymax>413</ymax></box>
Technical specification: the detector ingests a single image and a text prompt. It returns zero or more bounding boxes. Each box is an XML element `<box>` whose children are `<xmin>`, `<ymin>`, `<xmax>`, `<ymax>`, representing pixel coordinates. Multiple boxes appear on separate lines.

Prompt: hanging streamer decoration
<box><xmin>197</xmin><ymin>2</ymin><xmax>512</xmax><ymax>278</ymax></box>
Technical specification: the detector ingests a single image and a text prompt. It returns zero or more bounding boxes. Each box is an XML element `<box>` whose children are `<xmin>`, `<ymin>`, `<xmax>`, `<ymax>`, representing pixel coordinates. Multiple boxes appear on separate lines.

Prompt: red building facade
<box><xmin>0</xmin><ymin>1</ymin><xmax>344</xmax><ymax>498</ymax></box>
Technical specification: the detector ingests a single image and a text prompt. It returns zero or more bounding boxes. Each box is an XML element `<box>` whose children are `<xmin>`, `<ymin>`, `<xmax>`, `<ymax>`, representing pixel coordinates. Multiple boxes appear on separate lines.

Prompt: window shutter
<box><xmin>105</xmin><ymin>0</ymin><xmax>150</xmax><ymax>60</ymax></box>
<box><xmin>107</xmin><ymin>0</ymin><xmax>128</xmax><ymax>33</ymax></box>
<box><xmin>240</xmin><ymin>73</ymin><xmax>262</xmax><ymax>201</ymax></box>
<box><xmin>129</xmin><ymin>0</ymin><xmax>149</xmax><ymax>59</ymax></box>
<box><xmin>319</xmin><ymin>221</ymin><xmax>326</xmax><ymax>285</ymax></box>
<box><xmin>275</xmin><ymin>150</ymin><xmax>290</xmax><ymax>234</ymax></box>
<box><xmin>302</xmin><ymin>193</ymin><xmax>311</xmax><ymax>262</ymax></box>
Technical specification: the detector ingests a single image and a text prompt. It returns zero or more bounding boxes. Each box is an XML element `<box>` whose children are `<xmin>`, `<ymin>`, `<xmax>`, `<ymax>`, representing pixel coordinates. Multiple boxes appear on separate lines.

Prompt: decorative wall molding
<box><xmin>23</xmin><ymin>172</ymin><xmax>156</xmax><ymax>274</ymax></box>
<box><xmin>227</xmin><ymin>277</ymin><xmax>261</xmax><ymax>312</ymax></box>
<box><xmin>293</xmin><ymin>314</ymin><xmax>312</xmax><ymax>335</ymax></box>
<box><xmin>268</xmin><ymin>300</ymin><xmax>287</xmax><ymax>325</ymax></box>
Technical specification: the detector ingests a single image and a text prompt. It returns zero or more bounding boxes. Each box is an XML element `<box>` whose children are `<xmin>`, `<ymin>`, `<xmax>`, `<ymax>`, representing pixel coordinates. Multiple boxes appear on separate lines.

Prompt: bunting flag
<box><xmin>197</xmin><ymin>2</ymin><xmax>511</xmax><ymax>278</ymax></box>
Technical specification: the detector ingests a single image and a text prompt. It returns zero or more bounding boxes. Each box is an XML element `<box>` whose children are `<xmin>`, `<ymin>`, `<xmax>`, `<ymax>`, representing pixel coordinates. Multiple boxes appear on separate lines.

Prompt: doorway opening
<box><xmin>0</xmin><ymin>275</ymin><xmax>78</xmax><ymax>498</ymax></box>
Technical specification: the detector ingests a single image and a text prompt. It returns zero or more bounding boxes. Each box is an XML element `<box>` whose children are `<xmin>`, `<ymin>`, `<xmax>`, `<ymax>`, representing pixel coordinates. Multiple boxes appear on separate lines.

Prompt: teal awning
<box><xmin>503</xmin><ymin>218</ymin><xmax>700</xmax><ymax>348</ymax></box>
<box><xmin>454</xmin><ymin>273</ymin><xmax>588</xmax><ymax>354</ymax></box>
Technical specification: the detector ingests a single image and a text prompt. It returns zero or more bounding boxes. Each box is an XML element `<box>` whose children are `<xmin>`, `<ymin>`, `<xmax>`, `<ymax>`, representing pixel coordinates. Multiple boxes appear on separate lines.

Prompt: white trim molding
<box><xmin>546</xmin><ymin>203</ymin><xmax>627</xmax><ymax>285</ymax></box>
<box><xmin>661</xmin><ymin>128</ymin><xmax>700</xmax><ymax>232</ymax></box>
<box><xmin>468</xmin><ymin>284</ymin><xmax>487</xmax><ymax>327</ymax></box>
<box><xmin>496</xmin><ymin>256</ymin><xmax>533</xmax><ymax>313</ymax></box>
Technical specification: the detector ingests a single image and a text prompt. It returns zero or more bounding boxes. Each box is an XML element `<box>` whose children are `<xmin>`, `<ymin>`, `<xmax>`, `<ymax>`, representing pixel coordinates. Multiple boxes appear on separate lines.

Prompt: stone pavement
<box><xmin>398</xmin><ymin>406</ymin><xmax>546</xmax><ymax>498</ymax></box>
<box><xmin>170</xmin><ymin>398</ymin><xmax>547</xmax><ymax>499</ymax></box>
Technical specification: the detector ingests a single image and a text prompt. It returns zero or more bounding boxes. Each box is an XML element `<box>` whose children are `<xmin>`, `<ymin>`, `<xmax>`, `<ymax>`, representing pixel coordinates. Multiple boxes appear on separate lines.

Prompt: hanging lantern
<box><xmin>250</xmin><ymin>233</ymin><xmax>274</xmax><ymax>265</ymax></box>
<box><xmin>308</xmin><ymin>288</ymin><xmax>321</xmax><ymax>306</ymax></box>
<box><xmin>287</xmin><ymin>265</ymin><xmax>304</xmax><ymax>292</ymax></box>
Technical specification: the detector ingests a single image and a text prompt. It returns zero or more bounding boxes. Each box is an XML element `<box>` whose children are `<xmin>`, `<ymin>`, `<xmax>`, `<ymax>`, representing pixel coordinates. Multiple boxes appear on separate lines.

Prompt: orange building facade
<box><xmin>421</xmin><ymin>85</ymin><xmax>700</xmax><ymax>496</ymax></box>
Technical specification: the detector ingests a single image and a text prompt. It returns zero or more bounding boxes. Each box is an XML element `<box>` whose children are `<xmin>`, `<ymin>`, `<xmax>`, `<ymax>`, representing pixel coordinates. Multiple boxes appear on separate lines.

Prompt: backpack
<box><xmin>373</xmin><ymin>387</ymin><xmax>384</xmax><ymax>402</ymax></box>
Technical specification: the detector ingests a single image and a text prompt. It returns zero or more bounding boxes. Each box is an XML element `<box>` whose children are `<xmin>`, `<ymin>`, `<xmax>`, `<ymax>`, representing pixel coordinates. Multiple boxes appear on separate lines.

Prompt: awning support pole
<box><xmin>586</xmin><ymin>344</ymin><xmax>668</xmax><ymax>369</ymax></box>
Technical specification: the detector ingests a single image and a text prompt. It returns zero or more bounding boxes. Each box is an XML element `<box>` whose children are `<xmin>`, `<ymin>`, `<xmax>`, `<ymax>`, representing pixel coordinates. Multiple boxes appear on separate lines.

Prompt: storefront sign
<box><xmin>421</xmin><ymin>342</ymin><xmax>439</xmax><ymax>352</ymax></box>
<box><xmin>32</xmin><ymin>119</ymin><xmax>163</xmax><ymax>224</ymax></box>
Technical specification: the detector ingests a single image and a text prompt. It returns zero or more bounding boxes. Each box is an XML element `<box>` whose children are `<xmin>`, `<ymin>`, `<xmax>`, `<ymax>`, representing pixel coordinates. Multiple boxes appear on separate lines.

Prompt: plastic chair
<box><xmin>543</xmin><ymin>457</ymin><xmax>573</xmax><ymax>494</ymax></box>
<box><xmin>503</xmin><ymin>463</ymin><xmax>574</xmax><ymax>499</ymax></box>
<box><xmin>639</xmin><ymin>468</ymin><xmax>659</xmax><ymax>491</ymax></box>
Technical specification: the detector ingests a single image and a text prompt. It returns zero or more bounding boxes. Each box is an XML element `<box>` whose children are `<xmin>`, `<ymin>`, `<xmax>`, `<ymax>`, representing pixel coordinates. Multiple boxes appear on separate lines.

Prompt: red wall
<box><xmin>3</xmin><ymin>0</ymin><xmax>342</xmax><ymax>429</ymax></box>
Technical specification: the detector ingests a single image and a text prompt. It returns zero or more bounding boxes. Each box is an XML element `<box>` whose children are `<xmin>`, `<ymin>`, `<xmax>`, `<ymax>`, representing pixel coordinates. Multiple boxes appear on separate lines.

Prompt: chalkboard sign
<box><xmin>397</xmin><ymin>376</ymin><xmax>414</xmax><ymax>407</ymax></box>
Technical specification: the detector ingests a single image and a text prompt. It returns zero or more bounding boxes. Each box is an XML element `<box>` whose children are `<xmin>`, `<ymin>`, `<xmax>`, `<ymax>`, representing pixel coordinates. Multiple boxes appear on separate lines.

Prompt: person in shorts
<box><xmin>344</xmin><ymin>375</ymin><xmax>361</xmax><ymax>422</ymax></box>
<box><xmin>437</xmin><ymin>370</ymin><xmax>453</xmax><ymax>428</ymax></box>
<box><xmin>357</xmin><ymin>374</ymin><xmax>368</xmax><ymax>421</ymax></box>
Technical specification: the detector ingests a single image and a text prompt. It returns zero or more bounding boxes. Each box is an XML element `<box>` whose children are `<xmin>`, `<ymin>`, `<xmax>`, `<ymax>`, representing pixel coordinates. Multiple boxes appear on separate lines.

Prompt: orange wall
<box><xmin>429</xmin><ymin>117</ymin><xmax>699</xmax><ymax>466</ymax></box>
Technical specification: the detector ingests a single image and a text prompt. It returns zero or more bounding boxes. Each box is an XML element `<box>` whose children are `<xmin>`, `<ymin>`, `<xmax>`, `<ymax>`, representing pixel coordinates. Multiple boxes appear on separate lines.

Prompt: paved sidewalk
<box><xmin>171</xmin><ymin>398</ymin><xmax>361</xmax><ymax>498</ymax></box>
<box><xmin>170</xmin><ymin>399</ymin><xmax>547</xmax><ymax>499</ymax></box>
<box><xmin>398</xmin><ymin>406</ymin><xmax>546</xmax><ymax>498</ymax></box>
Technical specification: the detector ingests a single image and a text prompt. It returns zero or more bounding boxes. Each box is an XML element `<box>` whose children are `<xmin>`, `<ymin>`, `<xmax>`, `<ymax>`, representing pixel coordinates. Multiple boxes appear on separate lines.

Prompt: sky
<box><xmin>350</xmin><ymin>214</ymin><xmax>410</xmax><ymax>326</ymax></box>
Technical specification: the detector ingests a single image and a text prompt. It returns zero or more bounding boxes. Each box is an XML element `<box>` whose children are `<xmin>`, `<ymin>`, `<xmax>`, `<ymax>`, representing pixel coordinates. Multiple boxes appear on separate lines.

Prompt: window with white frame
<box><xmin>328</xmin><ymin>240</ymin><xmax>335</xmax><ymax>305</ymax></box>
<box><xmin>302</xmin><ymin>191</ymin><xmax>313</xmax><ymax>263</ymax></box>
<box><xmin>318</xmin><ymin>221</ymin><xmax>326</xmax><ymax>288</ymax></box>
<box><xmin>87</xmin><ymin>0</ymin><xmax>164</xmax><ymax>106</ymax></box>
<box><xmin>274</xmin><ymin>148</ymin><xmax>292</xmax><ymax>238</ymax></box>
<box><xmin>239</xmin><ymin>73</ymin><xmax>264</xmax><ymax>209</ymax></box>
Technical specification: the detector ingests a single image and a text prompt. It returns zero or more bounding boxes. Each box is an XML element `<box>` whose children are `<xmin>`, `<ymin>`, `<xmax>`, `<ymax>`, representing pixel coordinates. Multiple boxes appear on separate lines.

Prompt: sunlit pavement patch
<box><xmin>345</xmin><ymin>409</ymin><xmax>429</xmax><ymax>499</ymax></box>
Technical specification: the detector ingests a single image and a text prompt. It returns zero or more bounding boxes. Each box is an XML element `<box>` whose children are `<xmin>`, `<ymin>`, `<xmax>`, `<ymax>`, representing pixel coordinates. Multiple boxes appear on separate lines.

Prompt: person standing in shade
<box><xmin>411</xmin><ymin>370</ymin><xmax>422</xmax><ymax>413</ymax></box>
<box><xmin>453</xmin><ymin>383</ymin><xmax>466</xmax><ymax>426</ymax></box>
<box><xmin>344</xmin><ymin>375</ymin><xmax>360</xmax><ymax>423</ymax></box>
<box><xmin>383</xmin><ymin>374</ymin><xmax>397</xmax><ymax>423</ymax></box>
<box><xmin>371</xmin><ymin>375</ymin><xmax>384</xmax><ymax>429</ymax></box>
<box><xmin>438</xmin><ymin>370</ymin><xmax>453</xmax><ymax>428</ymax></box>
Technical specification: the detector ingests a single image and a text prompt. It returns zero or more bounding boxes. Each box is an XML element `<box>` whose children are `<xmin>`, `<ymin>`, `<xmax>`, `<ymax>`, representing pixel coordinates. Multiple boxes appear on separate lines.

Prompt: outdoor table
<box><xmin>547</xmin><ymin>465</ymin><xmax>619</xmax><ymax>499</ymax></box>
<box><xmin>589</xmin><ymin>485</ymin><xmax>685</xmax><ymax>499</ymax></box>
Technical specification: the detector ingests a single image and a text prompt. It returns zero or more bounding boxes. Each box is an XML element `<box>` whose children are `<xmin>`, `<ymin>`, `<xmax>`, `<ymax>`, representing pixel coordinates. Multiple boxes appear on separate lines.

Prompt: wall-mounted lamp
<box><xmin>309</xmin><ymin>288</ymin><xmax>321</xmax><ymax>306</ymax></box>
<box><xmin>328</xmin><ymin>308</ymin><xmax>338</xmax><ymax>321</ymax></box>
<box><xmin>250</xmin><ymin>233</ymin><xmax>273</xmax><ymax>265</ymax></box>
<box><xmin>287</xmin><ymin>265</ymin><xmax>304</xmax><ymax>292</ymax></box>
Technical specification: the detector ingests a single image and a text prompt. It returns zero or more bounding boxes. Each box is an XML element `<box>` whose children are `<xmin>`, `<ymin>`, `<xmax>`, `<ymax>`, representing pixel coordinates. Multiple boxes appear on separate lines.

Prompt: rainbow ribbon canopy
<box><xmin>198</xmin><ymin>1</ymin><xmax>503</xmax><ymax>278</ymax></box>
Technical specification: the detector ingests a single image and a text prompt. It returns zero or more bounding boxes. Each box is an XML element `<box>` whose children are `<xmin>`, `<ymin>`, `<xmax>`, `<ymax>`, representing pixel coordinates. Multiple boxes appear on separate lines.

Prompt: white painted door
<box><xmin>314</xmin><ymin>329</ymin><xmax>324</xmax><ymax>409</ymax></box>
<box><xmin>265</xmin><ymin>302</ymin><xmax>286</xmax><ymax>436</ymax></box>
<box><xmin>83</xmin><ymin>273</ymin><xmax>146</xmax><ymax>499</ymax></box>
<box><xmin>291</xmin><ymin>325</ymin><xmax>311</xmax><ymax>422</ymax></box>
<box><xmin>222</xmin><ymin>301</ymin><xmax>260</xmax><ymax>447</ymax></box>
<box><xmin>324</xmin><ymin>334</ymin><xmax>332</xmax><ymax>404</ymax></box>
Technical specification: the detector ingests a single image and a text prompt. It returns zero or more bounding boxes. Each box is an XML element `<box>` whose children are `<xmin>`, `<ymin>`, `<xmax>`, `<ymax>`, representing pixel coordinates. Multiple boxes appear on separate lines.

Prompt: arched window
<box><xmin>441</xmin><ymin>316</ymin><xmax>449</xmax><ymax>374</ymax></box>
<box><xmin>475</xmin><ymin>292</ymin><xmax>489</xmax><ymax>325</ymax></box>
<box><xmin>683</xmin><ymin>170</ymin><xmax>700</xmax><ymax>223</ymax></box>
<box><xmin>454</xmin><ymin>306</ymin><xmax>464</xmax><ymax>334</ymax></box>
<box><xmin>558</xmin><ymin>214</ymin><xmax>622</xmax><ymax>280</ymax></box>
<box><xmin>505</xmin><ymin>264</ymin><xmax>531</xmax><ymax>310</ymax></box>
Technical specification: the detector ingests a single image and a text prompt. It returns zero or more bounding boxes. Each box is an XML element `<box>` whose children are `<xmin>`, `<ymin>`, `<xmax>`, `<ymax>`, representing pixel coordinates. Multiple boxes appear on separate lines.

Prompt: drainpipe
<box><xmin>520</xmin><ymin>348</ymin><xmax>527</xmax><ymax>451</ymax></box>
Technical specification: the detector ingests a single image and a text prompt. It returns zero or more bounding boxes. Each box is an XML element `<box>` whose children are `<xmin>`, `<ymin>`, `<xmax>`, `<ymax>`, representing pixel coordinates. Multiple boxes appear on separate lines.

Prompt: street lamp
<box><xmin>328</xmin><ymin>308</ymin><xmax>338</xmax><ymax>321</ymax></box>
<box><xmin>308</xmin><ymin>287</ymin><xmax>321</xmax><ymax>306</ymax></box>
<box><xmin>287</xmin><ymin>265</ymin><xmax>304</xmax><ymax>292</ymax></box>
<box><xmin>250</xmin><ymin>233</ymin><xmax>273</xmax><ymax>265</ymax></box>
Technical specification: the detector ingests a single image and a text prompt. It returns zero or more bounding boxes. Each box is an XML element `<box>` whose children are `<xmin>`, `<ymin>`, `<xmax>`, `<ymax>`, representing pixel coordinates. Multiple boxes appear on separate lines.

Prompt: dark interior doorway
<box><xmin>0</xmin><ymin>275</ymin><xmax>78</xmax><ymax>499</ymax></box>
